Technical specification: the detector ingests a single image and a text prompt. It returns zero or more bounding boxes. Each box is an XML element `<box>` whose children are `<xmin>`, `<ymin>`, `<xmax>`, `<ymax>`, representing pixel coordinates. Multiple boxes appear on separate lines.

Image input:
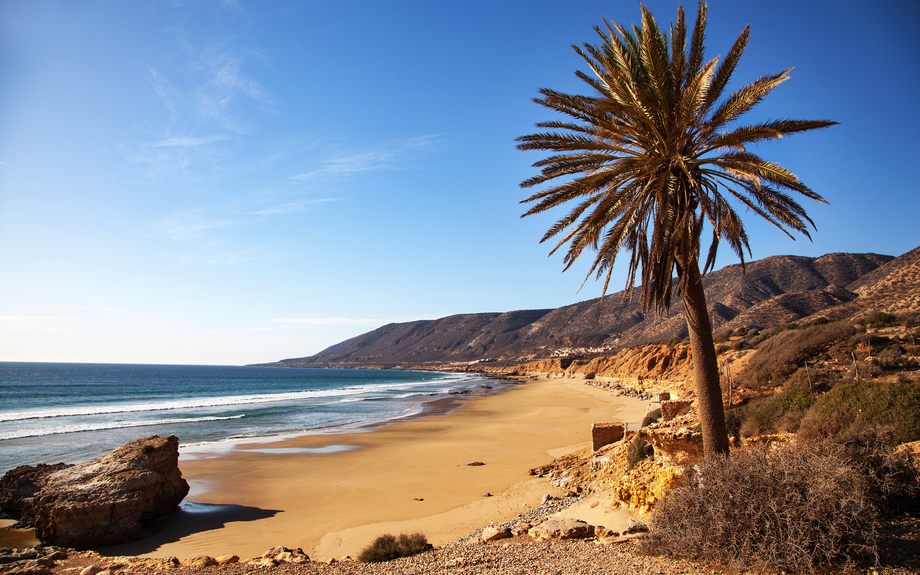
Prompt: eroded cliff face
<box><xmin>476</xmin><ymin>344</ymin><xmax>697</xmax><ymax>398</ymax></box>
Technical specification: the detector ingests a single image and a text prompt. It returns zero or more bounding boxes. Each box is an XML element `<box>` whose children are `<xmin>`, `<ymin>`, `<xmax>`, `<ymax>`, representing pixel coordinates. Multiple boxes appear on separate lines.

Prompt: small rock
<box><xmin>593</xmin><ymin>525</ymin><xmax>619</xmax><ymax>538</ymax></box>
<box><xmin>215</xmin><ymin>554</ymin><xmax>239</xmax><ymax>565</ymax></box>
<box><xmin>529</xmin><ymin>518</ymin><xmax>594</xmax><ymax>539</ymax></box>
<box><xmin>483</xmin><ymin>492</ymin><xmax>492</xmax><ymax>497</ymax></box>
<box><xmin>80</xmin><ymin>566</ymin><xmax>104</xmax><ymax>575</ymax></box>
<box><xmin>182</xmin><ymin>555</ymin><xmax>217</xmax><ymax>568</ymax></box>
<box><xmin>481</xmin><ymin>526</ymin><xmax>511</xmax><ymax>542</ymax></box>
<box><xmin>624</xmin><ymin>519</ymin><xmax>649</xmax><ymax>534</ymax></box>
<box><xmin>467</xmin><ymin>461</ymin><xmax>485</xmax><ymax>466</ymax></box>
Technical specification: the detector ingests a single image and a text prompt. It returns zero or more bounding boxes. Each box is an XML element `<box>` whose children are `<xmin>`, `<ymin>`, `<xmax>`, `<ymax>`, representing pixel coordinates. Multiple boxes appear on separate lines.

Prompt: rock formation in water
<box><xmin>0</xmin><ymin>435</ymin><xmax>189</xmax><ymax>549</ymax></box>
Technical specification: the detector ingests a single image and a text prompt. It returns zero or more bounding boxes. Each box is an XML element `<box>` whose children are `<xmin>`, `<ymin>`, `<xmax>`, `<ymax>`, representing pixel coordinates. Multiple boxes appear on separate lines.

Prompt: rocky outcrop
<box><xmin>1</xmin><ymin>435</ymin><xmax>189</xmax><ymax>549</ymax></box>
<box><xmin>507</xmin><ymin>344</ymin><xmax>695</xmax><ymax>387</ymax></box>
<box><xmin>0</xmin><ymin>463</ymin><xmax>70</xmax><ymax>525</ymax></box>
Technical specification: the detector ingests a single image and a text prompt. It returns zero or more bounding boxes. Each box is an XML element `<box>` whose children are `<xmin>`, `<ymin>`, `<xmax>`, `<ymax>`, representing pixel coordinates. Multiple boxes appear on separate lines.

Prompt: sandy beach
<box><xmin>81</xmin><ymin>377</ymin><xmax>649</xmax><ymax>562</ymax></box>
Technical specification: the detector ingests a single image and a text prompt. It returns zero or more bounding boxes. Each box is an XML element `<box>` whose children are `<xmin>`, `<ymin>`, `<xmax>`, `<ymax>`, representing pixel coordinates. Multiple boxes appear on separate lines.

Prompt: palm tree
<box><xmin>517</xmin><ymin>2</ymin><xmax>836</xmax><ymax>459</ymax></box>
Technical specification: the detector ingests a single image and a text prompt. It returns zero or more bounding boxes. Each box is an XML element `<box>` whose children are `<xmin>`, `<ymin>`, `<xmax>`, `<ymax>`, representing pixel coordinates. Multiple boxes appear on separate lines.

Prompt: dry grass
<box><xmin>641</xmin><ymin>442</ymin><xmax>879</xmax><ymax>572</ymax></box>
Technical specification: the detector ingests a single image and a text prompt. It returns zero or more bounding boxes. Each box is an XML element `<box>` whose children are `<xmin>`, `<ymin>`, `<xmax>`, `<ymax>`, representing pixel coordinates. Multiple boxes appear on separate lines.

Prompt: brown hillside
<box><xmin>259</xmin><ymin>249</ymin><xmax>914</xmax><ymax>369</ymax></box>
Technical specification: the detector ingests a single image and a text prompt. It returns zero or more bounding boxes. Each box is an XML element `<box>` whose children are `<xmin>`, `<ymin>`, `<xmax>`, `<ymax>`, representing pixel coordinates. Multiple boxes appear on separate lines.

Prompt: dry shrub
<box><xmin>357</xmin><ymin>533</ymin><xmax>430</xmax><ymax>563</ymax></box>
<box><xmin>739</xmin><ymin>319</ymin><xmax>857</xmax><ymax>389</ymax></box>
<box><xmin>829</xmin><ymin>427</ymin><xmax>920</xmax><ymax>517</ymax></box>
<box><xmin>641</xmin><ymin>443</ymin><xmax>878</xmax><ymax>572</ymax></box>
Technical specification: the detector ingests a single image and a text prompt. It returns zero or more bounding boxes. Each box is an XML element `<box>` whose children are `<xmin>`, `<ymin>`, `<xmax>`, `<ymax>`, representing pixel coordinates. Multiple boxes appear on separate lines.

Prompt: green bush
<box><xmin>357</xmin><ymin>533</ymin><xmax>430</xmax><ymax>563</ymax></box>
<box><xmin>798</xmin><ymin>380</ymin><xmax>920</xmax><ymax>445</ymax></box>
<box><xmin>743</xmin><ymin>392</ymin><xmax>815</xmax><ymax>437</ymax></box>
<box><xmin>724</xmin><ymin>391</ymin><xmax>814</xmax><ymax>438</ymax></box>
<box><xmin>641</xmin><ymin>443</ymin><xmax>879</xmax><ymax>572</ymax></box>
<box><xmin>859</xmin><ymin>311</ymin><xmax>897</xmax><ymax>328</ymax></box>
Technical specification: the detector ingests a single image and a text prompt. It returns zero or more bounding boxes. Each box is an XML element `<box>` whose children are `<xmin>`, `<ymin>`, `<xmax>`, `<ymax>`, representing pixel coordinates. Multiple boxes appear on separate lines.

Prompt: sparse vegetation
<box><xmin>642</xmin><ymin>442</ymin><xmax>880</xmax><ymax>572</ymax></box>
<box><xmin>641</xmin><ymin>408</ymin><xmax>662</xmax><ymax>428</ymax></box>
<box><xmin>725</xmin><ymin>391</ymin><xmax>815</xmax><ymax>438</ymax></box>
<box><xmin>357</xmin><ymin>533</ymin><xmax>430</xmax><ymax>563</ymax></box>
<box><xmin>739</xmin><ymin>319</ymin><xmax>858</xmax><ymax>389</ymax></box>
<box><xmin>797</xmin><ymin>379</ymin><xmax>920</xmax><ymax>445</ymax></box>
<box><xmin>627</xmin><ymin>435</ymin><xmax>654</xmax><ymax>470</ymax></box>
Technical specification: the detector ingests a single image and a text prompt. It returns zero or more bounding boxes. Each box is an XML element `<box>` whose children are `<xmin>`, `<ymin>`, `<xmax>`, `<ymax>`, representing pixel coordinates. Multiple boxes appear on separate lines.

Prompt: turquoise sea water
<box><xmin>0</xmin><ymin>362</ymin><xmax>501</xmax><ymax>473</ymax></box>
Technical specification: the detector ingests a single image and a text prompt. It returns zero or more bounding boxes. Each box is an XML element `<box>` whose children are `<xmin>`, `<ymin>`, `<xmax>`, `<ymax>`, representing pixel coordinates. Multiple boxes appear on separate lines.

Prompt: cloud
<box><xmin>289</xmin><ymin>135</ymin><xmax>440</xmax><ymax>180</ymax></box>
<box><xmin>267</xmin><ymin>317</ymin><xmax>384</xmax><ymax>327</ymax></box>
<box><xmin>249</xmin><ymin>198</ymin><xmax>339</xmax><ymax>215</ymax></box>
<box><xmin>151</xmin><ymin>135</ymin><xmax>231</xmax><ymax>147</ymax></box>
<box><xmin>153</xmin><ymin>210</ymin><xmax>236</xmax><ymax>240</ymax></box>
<box><xmin>176</xmin><ymin>250</ymin><xmax>255</xmax><ymax>265</ymax></box>
<box><xmin>193</xmin><ymin>49</ymin><xmax>274</xmax><ymax>131</ymax></box>
<box><xmin>0</xmin><ymin>316</ymin><xmax>76</xmax><ymax>332</ymax></box>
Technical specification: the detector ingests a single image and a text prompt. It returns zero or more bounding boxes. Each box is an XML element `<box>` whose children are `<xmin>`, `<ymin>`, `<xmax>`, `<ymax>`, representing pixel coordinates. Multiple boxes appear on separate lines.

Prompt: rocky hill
<box><xmin>259</xmin><ymin>247</ymin><xmax>920</xmax><ymax>369</ymax></box>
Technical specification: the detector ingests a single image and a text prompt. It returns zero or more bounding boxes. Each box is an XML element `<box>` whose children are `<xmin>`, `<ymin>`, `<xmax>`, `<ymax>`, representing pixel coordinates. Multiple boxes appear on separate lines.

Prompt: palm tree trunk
<box><xmin>681</xmin><ymin>259</ymin><xmax>730</xmax><ymax>459</ymax></box>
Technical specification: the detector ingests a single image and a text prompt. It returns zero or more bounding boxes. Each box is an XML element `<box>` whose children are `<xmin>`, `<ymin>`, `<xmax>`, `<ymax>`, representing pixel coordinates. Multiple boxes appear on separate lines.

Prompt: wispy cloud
<box><xmin>267</xmin><ymin>317</ymin><xmax>384</xmax><ymax>327</ymax></box>
<box><xmin>130</xmin><ymin>33</ymin><xmax>273</xmax><ymax>176</ymax></box>
<box><xmin>176</xmin><ymin>250</ymin><xmax>255</xmax><ymax>265</ymax></box>
<box><xmin>249</xmin><ymin>198</ymin><xmax>339</xmax><ymax>215</ymax></box>
<box><xmin>192</xmin><ymin>49</ymin><xmax>274</xmax><ymax>132</ymax></box>
<box><xmin>289</xmin><ymin>135</ymin><xmax>440</xmax><ymax>180</ymax></box>
<box><xmin>0</xmin><ymin>316</ymin><xmax>76</xmax><ymax>332</ymax></box>
<box><xmin>153</xmin><ymin>210</ymin><xmax>236</xmax><ymax>240</ymax></box>
<box><xmin>152</xmin><ymin>135</ymin><xmax>231</xmax><ymax>147</ymax></box>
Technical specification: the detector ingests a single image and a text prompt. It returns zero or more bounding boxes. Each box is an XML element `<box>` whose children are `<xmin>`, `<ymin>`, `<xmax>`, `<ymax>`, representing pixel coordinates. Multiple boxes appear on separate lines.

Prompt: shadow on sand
<box><xmin>95</xmin><ymin>500</ymin><xmax>280</xmax><ymax>556</ymax></box>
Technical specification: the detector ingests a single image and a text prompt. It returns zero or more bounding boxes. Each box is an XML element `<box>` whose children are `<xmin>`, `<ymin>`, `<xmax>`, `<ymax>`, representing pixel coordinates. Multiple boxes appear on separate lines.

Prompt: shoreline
<box><xmin>5</xmin><ymin>377</ymin><xmax>651</xmax><ymax>562</ymax></box>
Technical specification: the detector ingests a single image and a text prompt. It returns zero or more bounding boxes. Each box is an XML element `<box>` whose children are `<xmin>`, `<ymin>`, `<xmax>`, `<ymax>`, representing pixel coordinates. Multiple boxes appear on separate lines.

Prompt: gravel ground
<box><xmin>4</xmin><ymin>497</ymin><xmax>918</xmax><ymax>575</ymax></box>
<box><xmin>5</xmin><ymin>518</ymin><xmax>920</xmax><ymax>575</ymax></box>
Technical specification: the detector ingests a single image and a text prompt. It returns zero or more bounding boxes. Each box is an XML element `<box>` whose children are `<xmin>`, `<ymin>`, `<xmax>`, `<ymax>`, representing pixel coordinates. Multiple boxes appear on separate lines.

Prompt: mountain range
<box><xmin>257</xmin><ymin>246</ymin><xmax>920</xmax><ymax>369</ymax></box>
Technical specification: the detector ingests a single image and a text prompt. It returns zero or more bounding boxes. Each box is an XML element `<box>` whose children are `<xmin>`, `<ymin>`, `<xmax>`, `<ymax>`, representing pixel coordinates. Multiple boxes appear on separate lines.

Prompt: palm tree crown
<box><xmin>518</xmin><ymin>1</ymin><xmax>837</xmax><ymax>312</ymax></box>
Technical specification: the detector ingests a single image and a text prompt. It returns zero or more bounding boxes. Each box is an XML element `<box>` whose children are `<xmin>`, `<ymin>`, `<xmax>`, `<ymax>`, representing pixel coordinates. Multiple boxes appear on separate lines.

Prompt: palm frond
<box><xmin>518</xmin><ymin>2</ymin><xmax>834</xmax><ymax>312</ymax></box>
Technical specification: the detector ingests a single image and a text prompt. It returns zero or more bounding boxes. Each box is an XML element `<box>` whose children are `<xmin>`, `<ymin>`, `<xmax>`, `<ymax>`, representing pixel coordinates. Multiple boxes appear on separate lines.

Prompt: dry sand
<box><xmin>92</xmin><ymin>377</ymin><xmax>649</xmax><ymax>562</ymax></box>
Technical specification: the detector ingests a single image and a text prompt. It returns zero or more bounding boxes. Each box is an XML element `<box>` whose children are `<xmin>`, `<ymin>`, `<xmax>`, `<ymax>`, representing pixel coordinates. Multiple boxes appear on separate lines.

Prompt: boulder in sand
<box><xmin>1</xmin><ymin>435</ymin><xmax>189</xmax><ymax>549</ymax></box>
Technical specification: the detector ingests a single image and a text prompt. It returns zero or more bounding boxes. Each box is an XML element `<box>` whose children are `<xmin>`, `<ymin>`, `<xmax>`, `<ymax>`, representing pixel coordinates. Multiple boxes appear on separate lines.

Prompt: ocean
<box><xmin>0</xmin><ymin>362</ymin><xmax>503</xmax><ymax>473</ymax></box>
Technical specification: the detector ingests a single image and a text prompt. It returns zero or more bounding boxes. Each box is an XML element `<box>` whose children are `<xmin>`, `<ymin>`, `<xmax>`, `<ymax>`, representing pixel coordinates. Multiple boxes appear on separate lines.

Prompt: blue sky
<box><xmin>1</xmin><ymin>0</ymin><xmax>918</xmax><ymax>365</ymax></box>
